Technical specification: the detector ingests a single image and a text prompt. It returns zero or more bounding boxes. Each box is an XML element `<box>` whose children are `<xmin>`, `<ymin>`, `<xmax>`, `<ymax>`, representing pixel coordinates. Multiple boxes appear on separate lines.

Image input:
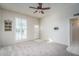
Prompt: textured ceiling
<box><xmin>0</xmin><ymin>3</ymin><xmax>78</xmax><ymax>18</ymax></box>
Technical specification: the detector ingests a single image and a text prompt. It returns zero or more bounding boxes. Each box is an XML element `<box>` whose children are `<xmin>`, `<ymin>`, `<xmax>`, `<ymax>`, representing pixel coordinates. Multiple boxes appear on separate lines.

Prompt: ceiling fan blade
<box><xmin>42</xmin><ymin>7</ymin><xmax>50</xmax><ymax>10</ymax></box>
<box><xmin>29</xmin><ymin>6</ymin><xmax>37</xmax><ymax>9</ymax></box>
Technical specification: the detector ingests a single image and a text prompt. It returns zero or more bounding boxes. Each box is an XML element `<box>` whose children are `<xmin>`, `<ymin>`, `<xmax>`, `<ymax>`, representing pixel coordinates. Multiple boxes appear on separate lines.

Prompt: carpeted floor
<box><xmin>0</xmin><ymin>40</ymin><xmax>78</xmax><ymax>56</ymax></box>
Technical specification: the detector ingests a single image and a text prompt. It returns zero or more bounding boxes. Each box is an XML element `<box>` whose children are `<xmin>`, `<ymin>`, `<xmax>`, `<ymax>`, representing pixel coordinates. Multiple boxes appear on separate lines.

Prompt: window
<box><xmin>15</xmin><ymin>18</ymin><xmax>27</xmax><ymax>40</ymax></box>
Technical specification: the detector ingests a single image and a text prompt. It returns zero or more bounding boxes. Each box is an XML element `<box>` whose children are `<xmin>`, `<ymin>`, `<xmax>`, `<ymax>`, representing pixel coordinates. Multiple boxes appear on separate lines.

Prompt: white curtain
<box><xmin>15</xmin><ymin>18</ymin><xmax>27</xmax><ymax>40</ymax></box>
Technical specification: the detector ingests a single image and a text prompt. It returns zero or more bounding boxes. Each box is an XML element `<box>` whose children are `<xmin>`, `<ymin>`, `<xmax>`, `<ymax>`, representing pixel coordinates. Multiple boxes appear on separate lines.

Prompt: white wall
<box><xmin>40</xmin><ymin>4</ymin><xmax>79</xmax><ymax>45</ymax></box>
<box><xmin>0</xmin><ymin>9</ymin><xmax>2</xmax><ymax>45</ymax></box>
<box><xmin>0</xmin><ymin>9</ymin><xmax>39</xmax><ymax>46</ymax></box>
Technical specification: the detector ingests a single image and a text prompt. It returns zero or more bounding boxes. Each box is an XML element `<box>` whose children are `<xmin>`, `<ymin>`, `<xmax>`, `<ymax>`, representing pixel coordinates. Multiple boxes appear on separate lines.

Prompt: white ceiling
<box><xmin>0</xmin><ymin>3</ymin><xmax>78</xmax><ymax>18</ymax></box>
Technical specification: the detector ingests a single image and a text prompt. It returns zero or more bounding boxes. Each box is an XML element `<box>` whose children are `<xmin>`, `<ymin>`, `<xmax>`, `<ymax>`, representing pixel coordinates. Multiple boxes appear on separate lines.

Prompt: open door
<box><xmin>67</xmin><ymin>18</ymin><xmax>79</xmax><ymax>55</ymax></box>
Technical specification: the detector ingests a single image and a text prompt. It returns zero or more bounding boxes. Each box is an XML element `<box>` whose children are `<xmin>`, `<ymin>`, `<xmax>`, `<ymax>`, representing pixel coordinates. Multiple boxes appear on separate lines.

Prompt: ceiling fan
<box><xmin>29</xmin><ymin>3</ymin><xmax>50</xmax><ymax>14</ymax></box>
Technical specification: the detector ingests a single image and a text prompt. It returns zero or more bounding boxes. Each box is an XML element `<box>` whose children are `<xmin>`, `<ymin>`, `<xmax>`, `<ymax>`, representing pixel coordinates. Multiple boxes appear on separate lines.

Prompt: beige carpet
<box><xmin>0</xmin><ymin>40</ymin><xmax>77</xmax><ymax>56</ymax></box>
